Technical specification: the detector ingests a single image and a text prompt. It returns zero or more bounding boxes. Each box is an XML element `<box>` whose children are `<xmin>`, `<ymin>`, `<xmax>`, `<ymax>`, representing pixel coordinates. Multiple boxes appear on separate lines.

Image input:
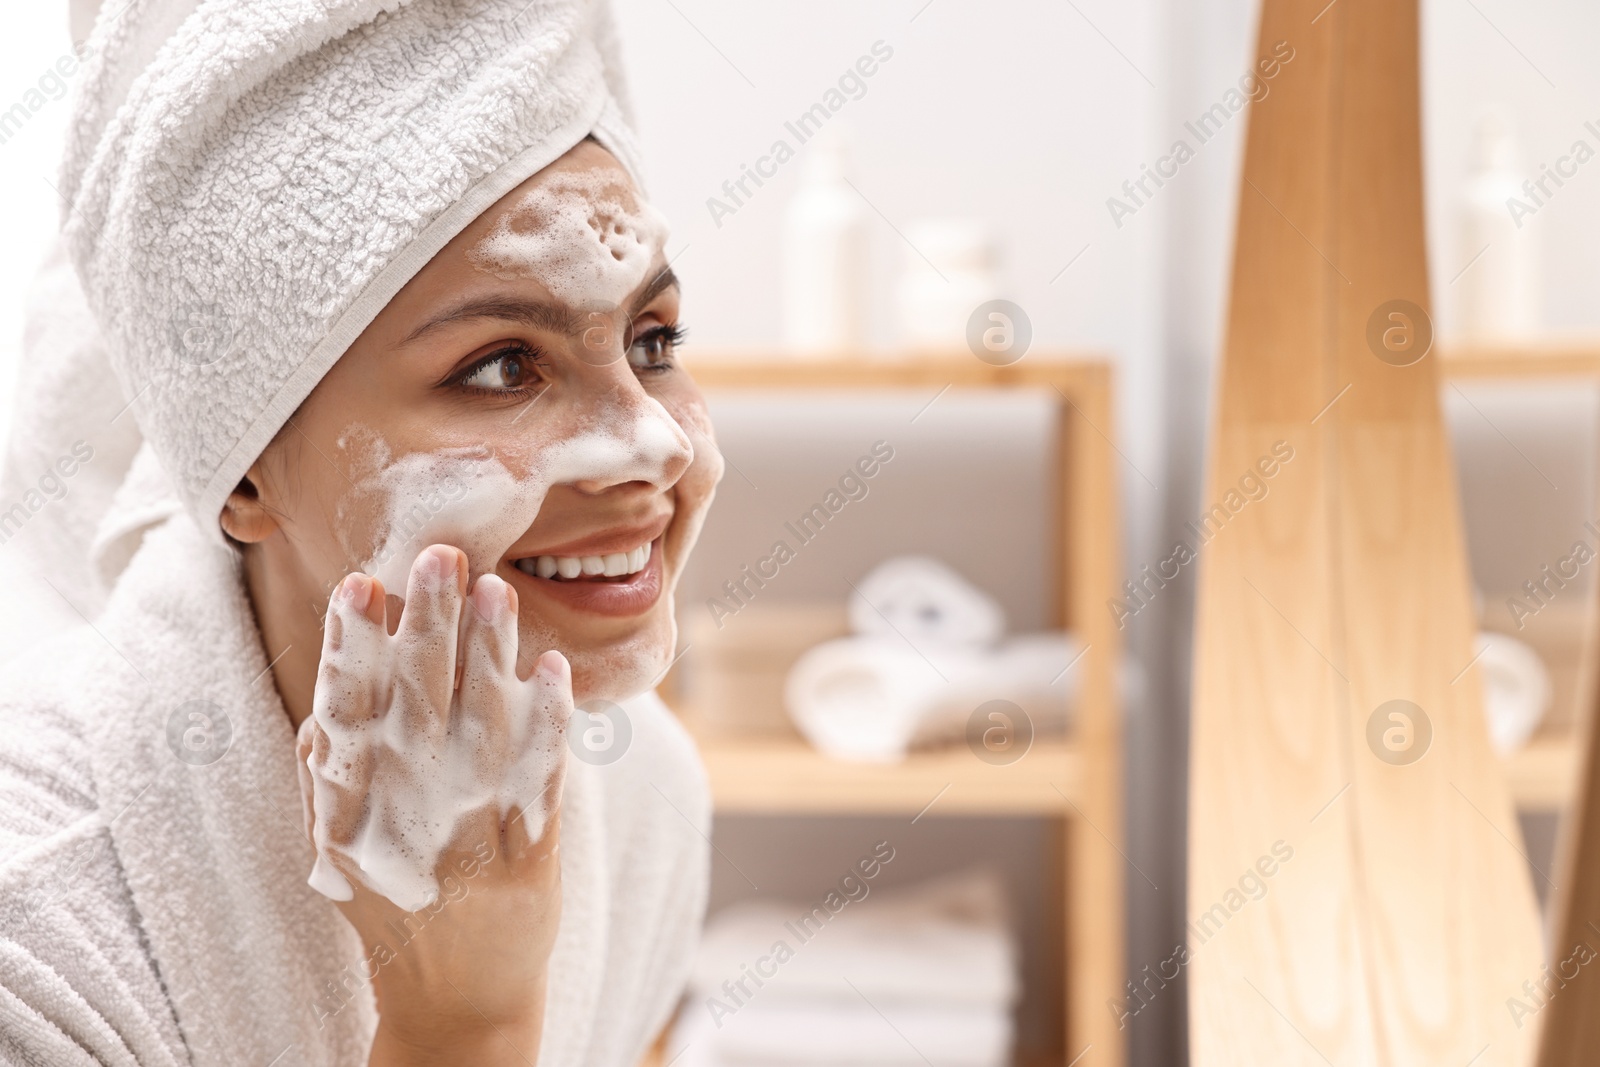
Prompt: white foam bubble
<box><xmin>466</xmin><ymin>169</ymin><xmax>670</xmax><ymax>308</ymax></box>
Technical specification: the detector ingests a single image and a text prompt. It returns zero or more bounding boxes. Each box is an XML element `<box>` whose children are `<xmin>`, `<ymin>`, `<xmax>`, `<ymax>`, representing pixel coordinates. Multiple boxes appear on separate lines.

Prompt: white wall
<box><xmin>1422</xmin><ymin>0</ymin><xmax>1600</xmax><ymax>338</ymax></box>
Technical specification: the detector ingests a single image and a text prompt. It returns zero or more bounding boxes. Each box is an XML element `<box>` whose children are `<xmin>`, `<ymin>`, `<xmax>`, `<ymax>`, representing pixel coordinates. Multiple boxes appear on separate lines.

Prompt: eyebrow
<box><xmin>630</xmin><ymin>265</ymin><xmax>681</xmax><ymax>317</ymax></box>
<box><xmin>399</xmin><ymin>266</ymin><xmax>682</xmax><ymax>348</ymax></box>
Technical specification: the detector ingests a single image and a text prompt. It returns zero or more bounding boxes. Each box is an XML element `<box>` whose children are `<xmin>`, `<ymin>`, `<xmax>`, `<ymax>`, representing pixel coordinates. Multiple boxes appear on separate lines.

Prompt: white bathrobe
<box><xmin>0</xmin><ymin>512</ymin><xmax>710</xmax><ymax>1066</ymax></box>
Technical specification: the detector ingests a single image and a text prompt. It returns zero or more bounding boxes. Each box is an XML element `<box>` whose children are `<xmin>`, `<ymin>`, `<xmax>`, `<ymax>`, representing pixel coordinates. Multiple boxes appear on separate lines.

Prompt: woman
<box><xmin>0</xmin><ymin>1</ymin><xmax>718</xmax><ymax>1064</ymax></box>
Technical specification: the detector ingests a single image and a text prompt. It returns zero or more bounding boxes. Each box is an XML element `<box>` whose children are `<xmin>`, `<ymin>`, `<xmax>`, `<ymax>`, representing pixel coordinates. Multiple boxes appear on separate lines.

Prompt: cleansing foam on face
<box><xmin>306</xmin><ymin>405</ymin><xmax>693</xmax><ymax>911</ymax></box>
<box><xmin>467</xmin><ymin>168</ymin><xmax>669</xmax><ymax>309</ymax></box>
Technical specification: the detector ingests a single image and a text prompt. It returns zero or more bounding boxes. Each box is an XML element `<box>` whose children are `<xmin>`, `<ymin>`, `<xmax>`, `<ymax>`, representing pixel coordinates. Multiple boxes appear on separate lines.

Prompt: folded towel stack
<box><xmin>672</xmin><ymin>870</ymin><xmax>1018</xmax><ymax>1067</ymax></box>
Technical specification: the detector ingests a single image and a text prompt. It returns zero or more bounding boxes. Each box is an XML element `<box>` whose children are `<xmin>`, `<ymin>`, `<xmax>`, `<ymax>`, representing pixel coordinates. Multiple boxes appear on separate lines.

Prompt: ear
<box><xmin>218</xmin><ymin>467</ymin><xmax>280</xmax><ymax>544</ymax></box>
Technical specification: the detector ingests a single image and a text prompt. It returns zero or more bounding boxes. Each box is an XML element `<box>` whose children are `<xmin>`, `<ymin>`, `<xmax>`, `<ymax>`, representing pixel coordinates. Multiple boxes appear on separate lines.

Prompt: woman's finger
<box><xmin>455</xmin><ymin>574</ymin><xmax>519</xmax><ymax>786</ymax></box>
<box><xmin>308</xmin><ymin>574</ymin><xmax>386</xmax><ymax>850</ymax></box>
<box><xmin>303</xmin><ymin>719</ymin><xmax>361</xmax><ymax>902</ymax></box>
<box><xmin>314</xmin><ymin>573</ymin><xmax>387</xmax><ymax>731</ymax></box>
<box><xmin>500</xmin><ymin>649</ymin><xmax>575</xmax><ymax>852</ymax></box>
<box><xmin>391</xmin><ymin>545</ymin><xmax>467</xmax><ymax>738</ymax></box>
<box><xmin>307</xmin><ymin>722</ymin><xmax>371</xmax><ymax>849</ymax></box>
<box><xmin>363</xmin><ymin>576</ymin><xmax>389</xmax><ymax>628</ymax></box>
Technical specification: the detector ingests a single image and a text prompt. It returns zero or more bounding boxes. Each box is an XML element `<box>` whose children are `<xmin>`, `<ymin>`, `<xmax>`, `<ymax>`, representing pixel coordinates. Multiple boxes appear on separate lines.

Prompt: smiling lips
<box><xmin>513</xmin><ymin>541</ymin><xmax>651</xmax><ymax>581</ymax></box>
<box><xmin>505</xmin><ymin>532</ymin><xmax>666</xmax><ymax>617</ymax></box>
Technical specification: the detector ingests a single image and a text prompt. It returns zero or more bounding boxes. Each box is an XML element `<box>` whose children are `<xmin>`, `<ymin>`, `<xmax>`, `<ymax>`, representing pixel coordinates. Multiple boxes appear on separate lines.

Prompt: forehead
<box><xmin>455</xmin><ymin>140</ymin><xmax>636</xmax><ymax>254</ymax></box>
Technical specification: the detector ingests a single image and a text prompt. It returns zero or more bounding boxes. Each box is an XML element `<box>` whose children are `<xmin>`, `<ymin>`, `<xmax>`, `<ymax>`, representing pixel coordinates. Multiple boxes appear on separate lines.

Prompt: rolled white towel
<box><xmin>848</xmin><ymin>556</ymin><xmax>1006</xmax><ymax>648</ymax></box>
<box><xmin>1475</xmin><ymin>631</ymin><xmax>1551</xmax><ymax>755</ymax></box>
<box><xmin>784</xmin><ymin>636</ymin><xmax>936</xmax><ymax>762</ymax></box>
<box><xmin>785</xmin><ymin>633</ymin><xmax>1080</xmax><ymax>762</ymax></box>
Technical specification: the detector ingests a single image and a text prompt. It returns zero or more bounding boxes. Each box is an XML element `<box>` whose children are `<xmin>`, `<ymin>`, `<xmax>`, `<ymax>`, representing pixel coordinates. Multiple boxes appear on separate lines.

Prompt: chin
<box><xmin>559</xmin><ymin>610</ymin><xmax>677</xmax><ymax>707</ymax></box>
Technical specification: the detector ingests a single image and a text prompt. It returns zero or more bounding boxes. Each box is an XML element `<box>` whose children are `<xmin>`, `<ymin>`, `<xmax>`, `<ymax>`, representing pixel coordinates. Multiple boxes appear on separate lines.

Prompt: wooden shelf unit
<box><xmin>692</xmin><ymin>735</ymin><xmax>1084</xmax><ymax>816</ymax></box>
<box><xmin>673</xmin><ymin>352</ymin><xmax>1124</xmax><ymax>1067</ymax></box>
<box><xmin>1441</xmin><ymin>343</ymin><xmax>1600</xmax><ymax>813</ymax></box>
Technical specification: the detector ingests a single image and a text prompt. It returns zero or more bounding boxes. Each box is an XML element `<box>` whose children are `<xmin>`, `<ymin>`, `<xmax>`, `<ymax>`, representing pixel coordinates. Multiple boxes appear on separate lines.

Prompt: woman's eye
<box><xmin>459</xmin><ymin>347</ymin><xmax>533</xmax><ymax>391</ymax></box>
<box><xmin>628</xmin><ymin>324</ymin><xmax>686</xmax><ymax>371</ymax></box>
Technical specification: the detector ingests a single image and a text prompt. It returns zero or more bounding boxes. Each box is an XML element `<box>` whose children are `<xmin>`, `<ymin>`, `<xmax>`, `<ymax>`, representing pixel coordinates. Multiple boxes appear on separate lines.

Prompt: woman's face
<box><xmin>235</xmin><ymin>140</ymin><xmax>722</xmax><ymax>703</ymax></box>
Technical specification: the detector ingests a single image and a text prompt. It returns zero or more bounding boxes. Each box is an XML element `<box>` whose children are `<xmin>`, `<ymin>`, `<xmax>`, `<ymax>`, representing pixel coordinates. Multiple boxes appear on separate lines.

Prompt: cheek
<box><xmin>679</xmin><ymin>448</ymin><xmax>724</xmax><ymax>524</ymax></box>
<box><xmin>331</xmin><ymin>428</ymin><xmax>558</xmax><ymax>591</ymax></box>
<box><xmin>325</xmin><ymin>433</ymin><xmax>432</xmax><ymax>582</ymax></box>
<box><xmin>329</xmin><ymin>492</ymin><xmax>390</xmax><ymax>583</ymax></box>
<box><xmin>262</xmin><ymin>431</ymin><xmax>389</xmax><ymax>586</ymax></box>
<box><xmin>665</xmin><ymin>393</ymin><xmax>725</xmax><ymax>510</ymax></box>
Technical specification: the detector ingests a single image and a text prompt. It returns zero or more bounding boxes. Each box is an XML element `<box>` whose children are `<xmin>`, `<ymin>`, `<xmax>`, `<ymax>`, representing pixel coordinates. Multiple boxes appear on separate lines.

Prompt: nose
<box><xmin>566</xmin><ymin>388</ymin><xmax>694</xmax><ymax>495</ymax></box>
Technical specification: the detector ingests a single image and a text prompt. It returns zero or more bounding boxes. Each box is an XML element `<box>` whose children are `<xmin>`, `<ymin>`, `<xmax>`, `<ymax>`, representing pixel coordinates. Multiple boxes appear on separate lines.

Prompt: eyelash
<box><xmin>631</xmin><ymin>323</ymin><xmax>687</xmax><ymax>373</ymax></box>
<box><xmin>449</xmin><ymin>322</ymin><xmax>687</xmax><ymax>398</ymax></box>
<box><xmin>452</xmin><ymin>340</ymin><xmax>546</xmax><ymax>398</ymax></box>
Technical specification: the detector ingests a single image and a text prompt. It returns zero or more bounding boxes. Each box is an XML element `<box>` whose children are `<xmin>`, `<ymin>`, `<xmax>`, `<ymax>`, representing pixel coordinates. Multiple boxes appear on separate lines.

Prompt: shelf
<box><xmin>685</xmin><ymin>350</ymin><xmax>1110</xmax><ymax>393</ymax></box>
<box><xmin>1502</xmin><ymin>733</ymin><xmax>1584</xmax><ymax>813</ymax></box>
<box><xmin>693</xmin><ymin>733</ymin><xmax>1081</xmax><ymax>817</ymax></box>
<box><xmin>1439</xmin><ymin>343</ymin><xmax>1600</xmax><ymax>379</ymax></box>
<box><xmin>696</xmin><ymin>730</ymin><xmax>1578</xmax><ymax>816</ymax></box>
<box><xmin>640</xmin><ymin>1039</ymin><xmax>1065</xmax><ymax>1067</ymax></box>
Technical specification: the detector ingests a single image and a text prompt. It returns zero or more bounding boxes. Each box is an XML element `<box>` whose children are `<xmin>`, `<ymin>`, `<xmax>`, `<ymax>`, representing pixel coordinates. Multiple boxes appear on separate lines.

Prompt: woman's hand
<box><xmin>295</xmin><ymin>544</ymin><xmax>572</xmax><ymax>1065</ymax></box>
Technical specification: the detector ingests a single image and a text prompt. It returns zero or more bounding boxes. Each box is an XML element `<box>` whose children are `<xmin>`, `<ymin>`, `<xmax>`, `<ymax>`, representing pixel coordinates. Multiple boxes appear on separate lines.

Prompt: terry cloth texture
<box><xmin>57</xmin><ymin>0</ymin><xmax>644</xmax><ymax>543</ymax></box>
<box><xmin>0</xmin><ymin>511</ymin><xmax>710</xmax><ymax>1066</ymax></box>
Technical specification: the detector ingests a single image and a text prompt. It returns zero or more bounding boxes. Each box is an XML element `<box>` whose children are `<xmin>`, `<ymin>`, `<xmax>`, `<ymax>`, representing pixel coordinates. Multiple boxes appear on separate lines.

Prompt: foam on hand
<box><xmin>305</xmin><ymin>403</ymin><xmax>693</xmax><ymax>912</ymax></box>
<box><xmin>466</xmin><ymin>168</ymin><xmax>670</xmax><ymax>308</ymax></box>
<box><xmin>304</xmin><ymin>561</ymin><xmax>574</xmax><ymax>912</ymax></box>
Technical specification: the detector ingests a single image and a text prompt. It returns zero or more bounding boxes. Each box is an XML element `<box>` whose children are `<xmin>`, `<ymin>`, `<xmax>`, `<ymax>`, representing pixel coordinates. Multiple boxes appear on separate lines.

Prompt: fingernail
<box><xmin>427</xmin><ymin>545</ymin><xmax>462</xmax><ymax>587</ymax></box>
<box><xmin>411</xmin><ymin>549</ymin><xmax>438</xmax><ymax>581</ymax></box>
<box><xmin>534</xmin><ymin>649</ymin><xmax>567</xmax><ymax>682</ymax></box>
<box><xmin>414</xmin><ymin>545</ymin><xmax>454</xmax><ymax>584</ymax></box>
<box><xmin>471</xmin><ymin>576</ymin><xmax>504</xmax><ymax>622</ymax></box>
<box><xmin>338</xmin><ymin>574</ymin><xmax>371</xmax><ymax>611</ymax></box>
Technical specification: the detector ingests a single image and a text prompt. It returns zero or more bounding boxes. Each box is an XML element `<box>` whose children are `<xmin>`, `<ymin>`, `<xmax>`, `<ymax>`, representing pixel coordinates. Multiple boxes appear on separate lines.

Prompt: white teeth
<box><xmin>516</xmin><ymin>541</ymin><xmax>654</xmax><ymax>581</ymax></box>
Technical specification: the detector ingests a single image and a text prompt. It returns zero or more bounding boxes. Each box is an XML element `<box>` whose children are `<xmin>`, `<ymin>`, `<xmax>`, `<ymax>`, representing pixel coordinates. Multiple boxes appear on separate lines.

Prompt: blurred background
<box><xmin>4</xmin><ymin>1</ymin><xmax>1600</xmax><ymax>1065</ymax></box>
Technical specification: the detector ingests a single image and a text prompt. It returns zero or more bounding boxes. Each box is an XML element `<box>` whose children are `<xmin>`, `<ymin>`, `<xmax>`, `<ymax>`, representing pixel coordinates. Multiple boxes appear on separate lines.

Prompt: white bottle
<box><xmin>1458</xmin><ymin>112</ymin><xmax>1539</xmax><ymax>343</ymax></box>
<box><xmin>896</xmin><ymin>218</ymin><xmax>999</xmax><ymax>352</ymax></box>
<box><xmin>782</xmin><ymin>126</ymin><xmax>868</xmax><ymax>356</ymax></box>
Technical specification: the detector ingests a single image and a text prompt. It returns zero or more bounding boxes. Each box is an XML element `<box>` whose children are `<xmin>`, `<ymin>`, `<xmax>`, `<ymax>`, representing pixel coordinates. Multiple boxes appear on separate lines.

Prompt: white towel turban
<box><xmin>57</xmin><ymin>0</ymin><xmax>643</xmax><ymax>542</ymax></box>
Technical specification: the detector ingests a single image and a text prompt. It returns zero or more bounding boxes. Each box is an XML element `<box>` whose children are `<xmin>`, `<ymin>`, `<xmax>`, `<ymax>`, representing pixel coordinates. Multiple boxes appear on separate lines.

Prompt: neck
<box><xmin>242</xmin><ymin>540</ymin><xmax>328</xmax><ymax>734</ymax></box>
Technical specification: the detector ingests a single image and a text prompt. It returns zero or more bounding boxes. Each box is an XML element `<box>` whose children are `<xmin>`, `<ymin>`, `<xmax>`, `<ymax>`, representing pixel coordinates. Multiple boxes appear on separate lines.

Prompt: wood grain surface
<box><xmin>1188</xmin><ymin>1</ymin><xmax>1544</xmax><ymax>1064</ymax></box>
